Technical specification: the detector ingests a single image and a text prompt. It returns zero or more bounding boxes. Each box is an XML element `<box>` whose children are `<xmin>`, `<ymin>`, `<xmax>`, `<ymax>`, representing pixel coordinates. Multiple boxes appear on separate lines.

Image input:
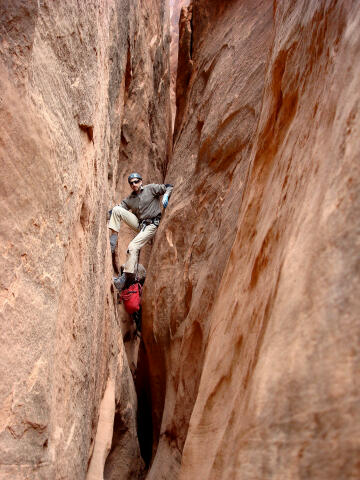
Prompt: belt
<box><xmin>139</xmin><ymin>214</ymin><xmax>161</xmax><ymax>231</ymax></box>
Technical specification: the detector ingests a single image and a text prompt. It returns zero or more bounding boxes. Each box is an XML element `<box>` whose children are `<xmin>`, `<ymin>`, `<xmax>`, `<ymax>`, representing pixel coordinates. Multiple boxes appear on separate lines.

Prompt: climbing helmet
<box><xmin>128</xmin><ymin>172</ymin><xmax>142</xmax><ymax>184</ymax></box>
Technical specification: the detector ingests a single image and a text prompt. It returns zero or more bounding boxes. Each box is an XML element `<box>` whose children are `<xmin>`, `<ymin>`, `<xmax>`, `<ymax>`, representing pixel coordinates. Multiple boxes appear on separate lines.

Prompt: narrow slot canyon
<box><xmin>1</xmin><ymin>1</ymin><xmax>360</xmax><ymax>480</ymax></box>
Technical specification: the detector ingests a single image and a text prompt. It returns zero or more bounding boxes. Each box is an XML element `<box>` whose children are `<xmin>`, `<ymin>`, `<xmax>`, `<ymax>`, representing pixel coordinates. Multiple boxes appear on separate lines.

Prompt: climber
<box><xmin>108</xmin><ymin>172</ymin><xmax>173</xmax><ymax>291</ymax></box>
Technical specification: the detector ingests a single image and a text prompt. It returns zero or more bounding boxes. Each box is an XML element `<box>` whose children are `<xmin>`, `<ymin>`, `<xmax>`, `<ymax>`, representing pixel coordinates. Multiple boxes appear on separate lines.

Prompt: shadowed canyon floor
<box><xmin>1</xmin><ymin>0</ymin><xmax>360</xmax><ymax>479</ymax></box>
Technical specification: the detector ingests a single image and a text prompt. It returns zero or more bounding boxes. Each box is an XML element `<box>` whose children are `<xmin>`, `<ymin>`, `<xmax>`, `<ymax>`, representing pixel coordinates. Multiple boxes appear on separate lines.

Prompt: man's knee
<box><xmin>112</xmin><ymin>205</ymin><xmax>127</xmax><ymax>217</ymax></box>
<box><xmin>127</xmin><ymin>242</ymin><xmax>140</xmax><ymax>255</ymax></box>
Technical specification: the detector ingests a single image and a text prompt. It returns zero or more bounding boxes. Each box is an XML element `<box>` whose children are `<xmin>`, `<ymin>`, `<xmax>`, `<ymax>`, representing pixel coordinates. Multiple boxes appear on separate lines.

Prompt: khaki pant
<box><xmin>108</xmin><ymin>206</ymin><xmax>157</xmax><ymax>273</ymax></box>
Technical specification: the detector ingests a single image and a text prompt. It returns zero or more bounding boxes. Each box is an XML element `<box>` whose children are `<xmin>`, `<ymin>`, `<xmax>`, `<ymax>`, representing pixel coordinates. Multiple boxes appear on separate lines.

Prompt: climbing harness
<box><xmin>139</xmin><ymin>213</ymin><xmax>161</xmax><ymax>231</ymax></box>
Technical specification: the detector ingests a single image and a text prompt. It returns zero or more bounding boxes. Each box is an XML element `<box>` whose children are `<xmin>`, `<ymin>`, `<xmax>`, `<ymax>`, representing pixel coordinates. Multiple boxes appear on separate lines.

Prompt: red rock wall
<box><xmin>2</xmin><ymin>0</ymin><xmax>360</xmax><ymax>478</ymax></box>
<box><xmin>143</xmin><ymin>0</ymin><xmax>360</xmax><ymax>478</ymax></box>
<box><xmin>144</xmin><ymin>0</ymin><xmax>273</xmax><ymax>476</ymax></box>
<box><xmin>0</xmin><ymin>1</ymin><xmax>170</xmax><ymax>479</ymax></box>
<box><xmin>169</xmin><ymin>0</ymin><xmax>190</xmax><ymax>127</ymax></box>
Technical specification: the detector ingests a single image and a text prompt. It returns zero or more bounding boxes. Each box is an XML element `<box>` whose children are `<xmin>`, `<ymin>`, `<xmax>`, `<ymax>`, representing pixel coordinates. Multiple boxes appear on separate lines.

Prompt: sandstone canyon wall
<box><xmin>1</xmin><ymin>0</ymin><xmax>360</xmax><ymax>479</ymax></box>
<box><xmin>169</xmin><ymin>0</ymin><xmax>189</xmax><ymax>127</ymax></box>
<box><xmin>0</xmin><ymin>1</ymin><xmax>170</xmax><ymax>479</ymax></box>
<box><xmin>143</xmin><ymin>0</ymin><xmax>360</xmax><ymax>479</ymax></box>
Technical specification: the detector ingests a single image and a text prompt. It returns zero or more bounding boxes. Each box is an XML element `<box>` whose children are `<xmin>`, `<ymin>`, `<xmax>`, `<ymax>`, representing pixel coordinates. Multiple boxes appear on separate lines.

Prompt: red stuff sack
<box><xmin>119</xmin><ymin>283</ymin><xmax>142</xmax><ymax>314</ymax></box>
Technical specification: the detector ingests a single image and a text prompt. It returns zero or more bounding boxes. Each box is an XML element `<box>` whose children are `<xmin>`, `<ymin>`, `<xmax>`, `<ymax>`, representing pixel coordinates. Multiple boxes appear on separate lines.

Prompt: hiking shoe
<box><xmin>113</xmin><ymin>273</ymin><xmax>126</xmax><ymax>291</ymax></box>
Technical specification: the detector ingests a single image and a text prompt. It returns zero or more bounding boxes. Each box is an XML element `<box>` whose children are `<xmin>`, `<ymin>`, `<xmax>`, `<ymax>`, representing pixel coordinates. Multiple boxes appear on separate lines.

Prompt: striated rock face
<box><xmin>144</xmin><ymin>0</ymin><xmax>360</xmax><ymax>479</ymax></box>
<box><xmin>2</xmin><ymin>0</ymin><xmax>360</xmax><ymax>478</ymax></box>
<box><xmin>169</xmin><ymin>0</ymin><xmax>190</xmax><ymax>127</ymax></box>
<box><xmin>144</xmin><ymin>0</ymin><xmax>273</xmax><ymax>476</ymax></box>
<box><xmin>0</xmin><ymin>1</ymin><xmax>170</xmax><ymax>479</ymax></box>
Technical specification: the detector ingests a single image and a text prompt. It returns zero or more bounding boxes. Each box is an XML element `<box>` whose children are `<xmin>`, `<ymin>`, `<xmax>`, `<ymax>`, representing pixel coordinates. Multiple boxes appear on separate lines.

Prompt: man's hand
<box><xmin>162</xmin><ymin>194</ymin><xmax>169</xmax><ymax>209</ymax></box>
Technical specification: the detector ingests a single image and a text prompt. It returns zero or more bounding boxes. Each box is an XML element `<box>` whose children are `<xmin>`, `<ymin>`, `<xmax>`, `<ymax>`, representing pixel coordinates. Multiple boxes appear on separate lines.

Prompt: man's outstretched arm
<box><xmin>162</xmin><ymin>184</ymin><xmax>173</xmax><ymax>208</ymax></box>
<box><xmin>148</xmin><ymin>183</ymin><xmax>174</xmax><ymax>208</ymax></box>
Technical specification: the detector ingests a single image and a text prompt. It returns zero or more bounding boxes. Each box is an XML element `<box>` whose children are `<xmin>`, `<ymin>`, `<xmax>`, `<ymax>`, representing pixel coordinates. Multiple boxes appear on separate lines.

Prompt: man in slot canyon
<box><xmin>108</xmin><ymin>172</ymin><xmax>173</xmax><ymax>290</ymax></box>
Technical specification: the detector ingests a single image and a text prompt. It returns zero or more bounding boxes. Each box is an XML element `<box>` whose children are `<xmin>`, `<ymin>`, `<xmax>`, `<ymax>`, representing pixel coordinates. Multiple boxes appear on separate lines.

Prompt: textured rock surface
<box><xmin>144</xmin><ymin>0</ymin><xmax>273</xmax><ymax>477</ymax></box>
<box><xmin>143</xmin><ymin>0</ymin><xmax>360</xmax><ymax>479</ymax></box>
<box><xmin>2</xmin><ymin>0</ymin><xmax>360</xmax><ymax>478</ymax></box>
<box><xmin>0</xmin><ymin>1</ymin><xmax>170</xmax><ymax>479</ymax></box>
<box><xmin>169</xmin><ymin>0</ymin><xmax>190</xmax><ymax>127</ymax></box>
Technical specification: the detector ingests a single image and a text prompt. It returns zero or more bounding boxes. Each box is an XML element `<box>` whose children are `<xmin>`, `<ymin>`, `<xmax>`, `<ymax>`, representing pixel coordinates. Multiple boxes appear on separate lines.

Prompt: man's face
<box><xmin>129</xmin><ymin>178</ymin><xmax>142</xmax><ymax>192</ymax></box>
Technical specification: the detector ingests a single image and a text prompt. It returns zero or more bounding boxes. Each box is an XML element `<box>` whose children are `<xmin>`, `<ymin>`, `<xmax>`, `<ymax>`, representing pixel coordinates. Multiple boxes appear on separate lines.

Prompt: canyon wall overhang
<box><xmin>143</xmin><ymin>0</ymin><xmax>360</xmax><ymax>478</ymax></box>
